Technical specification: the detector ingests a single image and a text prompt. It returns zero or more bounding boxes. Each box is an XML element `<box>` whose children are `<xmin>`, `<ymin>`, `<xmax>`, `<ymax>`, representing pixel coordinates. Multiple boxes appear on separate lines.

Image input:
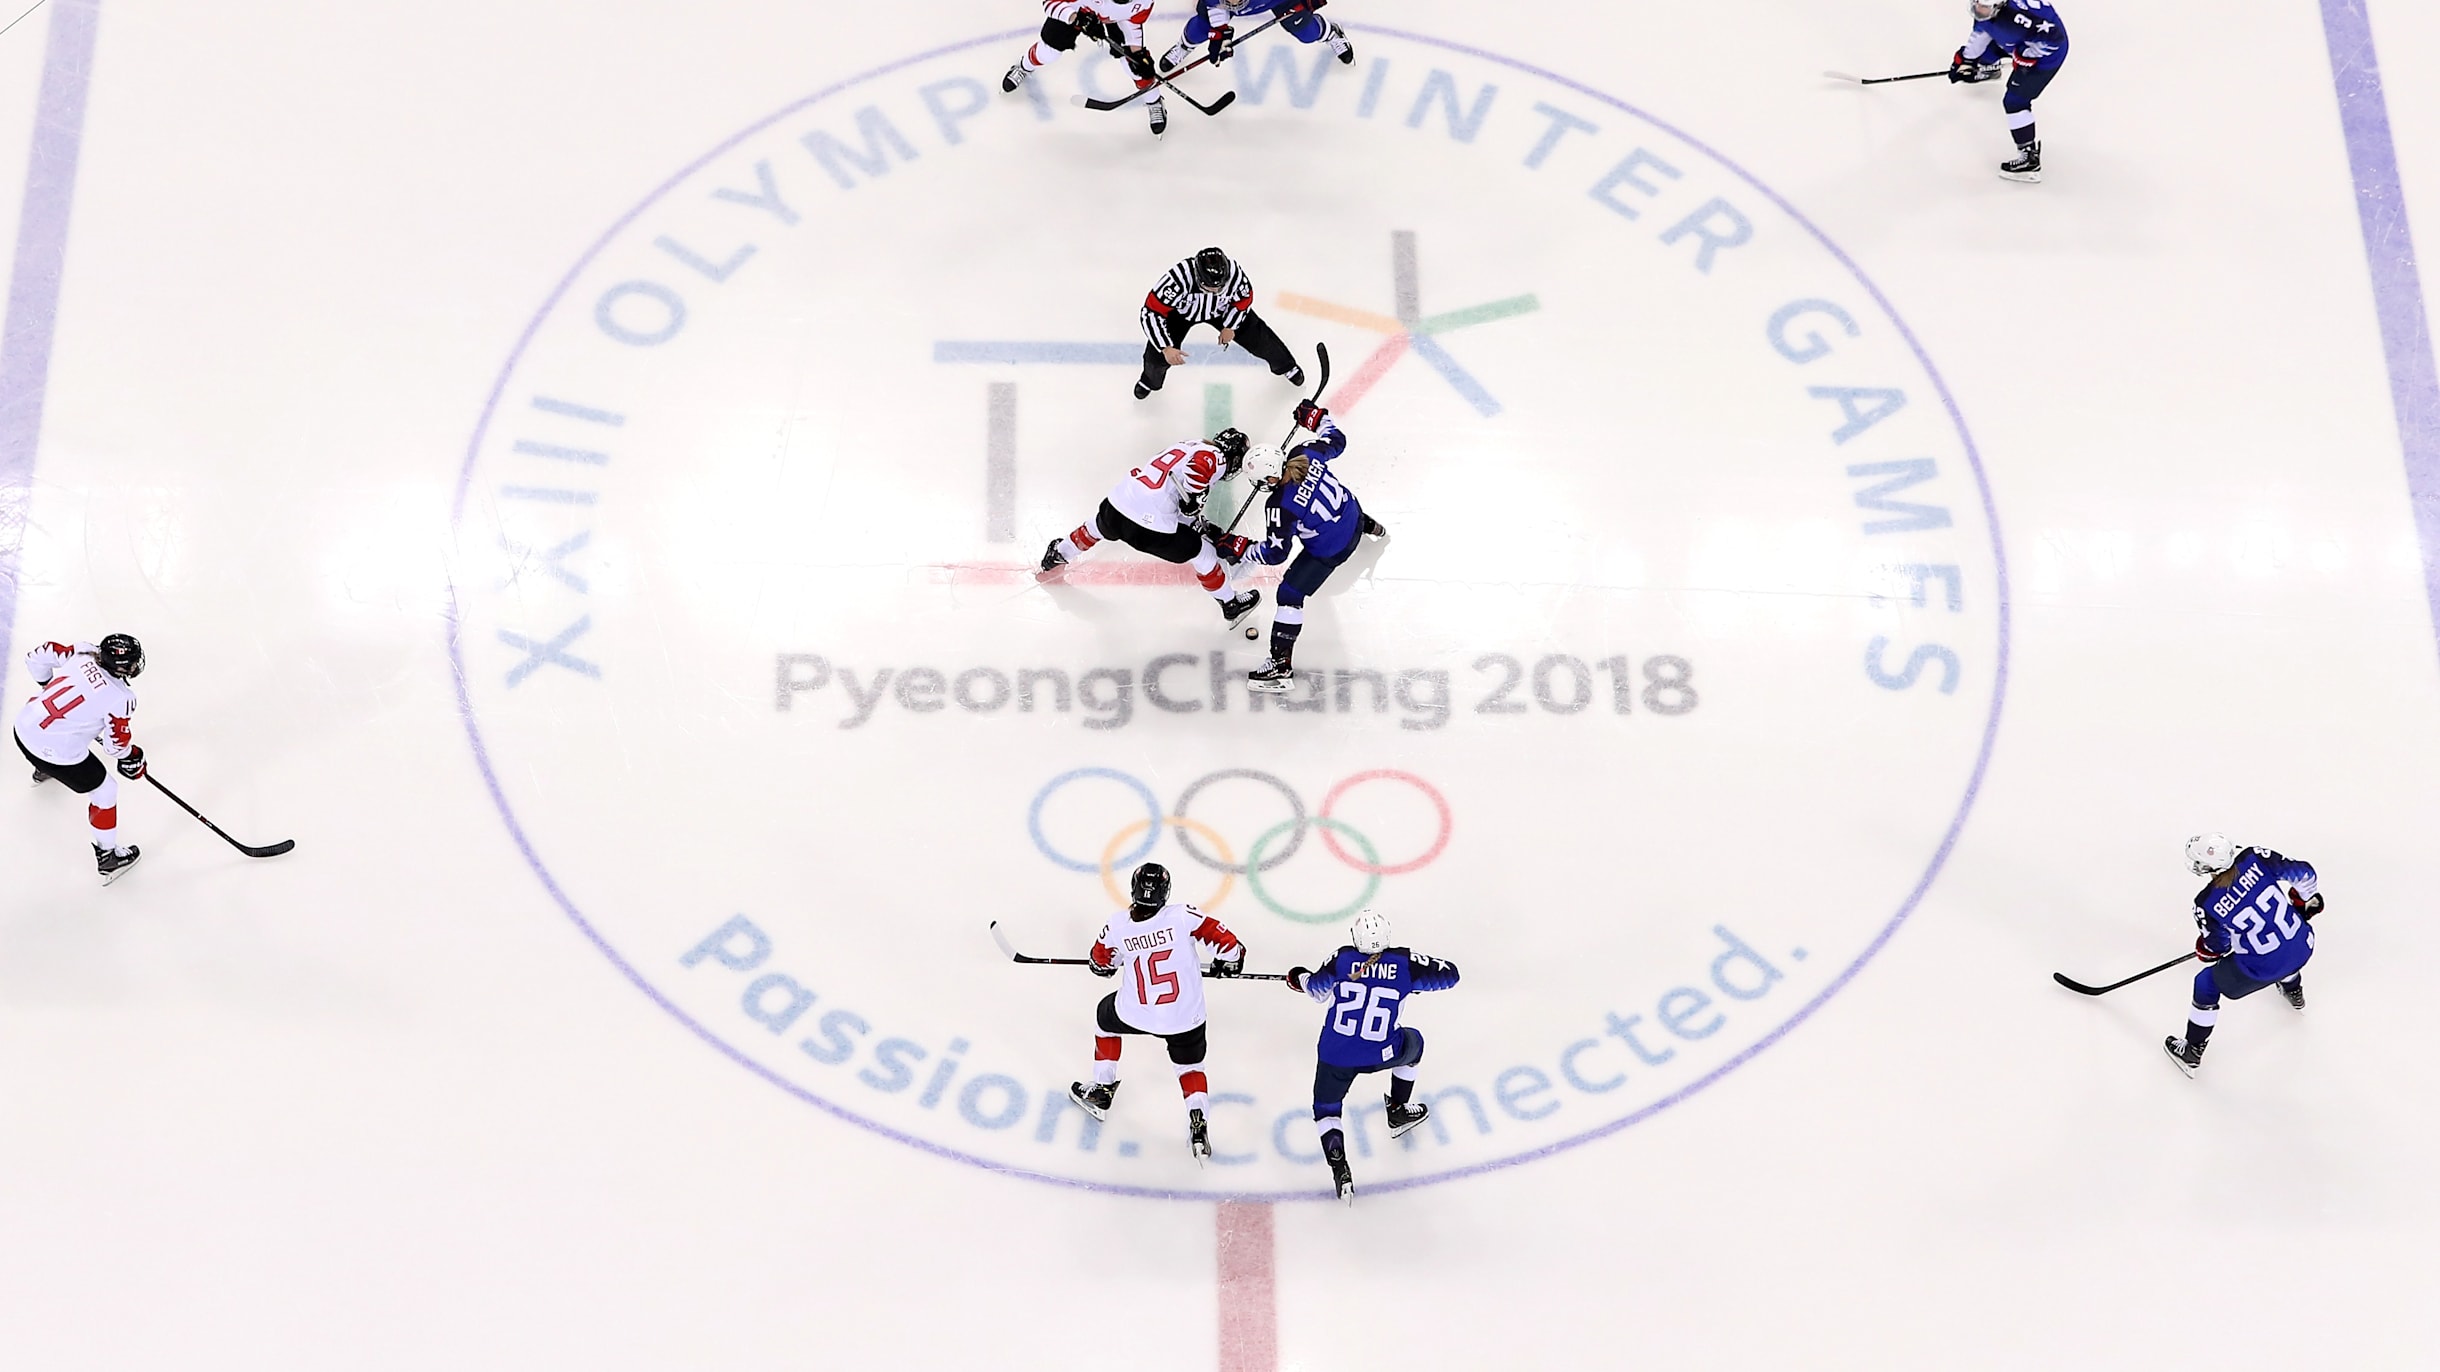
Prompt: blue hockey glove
<box><xmin>1293</xmin><ymin>399</ymin><xmax>1328</xmax><ymax>431</ymax></box>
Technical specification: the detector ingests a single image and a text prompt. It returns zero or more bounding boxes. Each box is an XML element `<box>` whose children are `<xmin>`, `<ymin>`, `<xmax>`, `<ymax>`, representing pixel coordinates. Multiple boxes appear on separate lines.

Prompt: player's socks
<box><xmin>1388</xmin><ymin>1073</ymin><xmax>1416</xmax><ymax>1108</ymax></box>
<box><xmin>89</xmin><ymin>802</ymin><xmax>118</xmax><ymax>849</ymax></box>
<box><xmin>1175</xmin><ymin>1067</ymin><xmax>1209</xmax><ymax>1113</ymax></box>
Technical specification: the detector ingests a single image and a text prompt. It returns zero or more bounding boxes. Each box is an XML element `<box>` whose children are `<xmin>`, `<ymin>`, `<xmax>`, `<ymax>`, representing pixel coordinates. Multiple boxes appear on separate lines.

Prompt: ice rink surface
<box><xmin>4</xmin><ymin>2</ymin><xmax>2439</xmax><ymax>1367</ymax></box>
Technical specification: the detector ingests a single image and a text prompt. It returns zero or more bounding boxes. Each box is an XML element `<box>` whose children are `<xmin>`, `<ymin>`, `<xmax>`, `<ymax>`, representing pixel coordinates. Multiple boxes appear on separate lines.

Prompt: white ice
<box><xmin>3</xmin><ymin>2</ymin><xmax>2438</xmax><ymax>1368</ymax></box>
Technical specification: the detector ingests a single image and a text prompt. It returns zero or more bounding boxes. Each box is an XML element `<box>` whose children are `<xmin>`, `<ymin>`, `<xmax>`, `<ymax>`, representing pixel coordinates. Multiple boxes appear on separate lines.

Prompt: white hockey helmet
<box><xmin>1241</xmin><ymin>444</ymin><xmax>1286</xmax><ymax>487</ymax></box>
<box><xmin>2185</xmin><ymin>833</ymin><xmax>2236</xmax><ymax>878</ymax></box>
<box><xmin>1350</xmin><ymin>908</ymin><xmax>1391</xmax><ymax>955</ymax></box>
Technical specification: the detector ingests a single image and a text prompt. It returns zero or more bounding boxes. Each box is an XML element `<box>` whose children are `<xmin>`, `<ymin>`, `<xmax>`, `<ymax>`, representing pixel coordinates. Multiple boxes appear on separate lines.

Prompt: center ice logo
<box><xmin>448</xmin><ymin>26</ymin><xmax>2008</xmax><ymax>1199</ymax></box>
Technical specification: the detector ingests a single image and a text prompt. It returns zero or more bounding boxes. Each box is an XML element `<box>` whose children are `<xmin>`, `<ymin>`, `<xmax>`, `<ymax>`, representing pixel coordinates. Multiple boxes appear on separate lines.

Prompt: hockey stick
<box><xmin>2051</xmin><ymin>952</ymin><xmax>2195</xmax><ymax>997</ymax></box>
<box><xmin>1220</xmin><ymin>339</ymin><xmax>1333</xmax><ymax>538</ymax></box>
<box><xmin>989</xmin><ymin>921</ymin><xmax>1288</xmax><ymax>980</ymax></box>
<box><xmin>0</xmin><ymin>0</ymin><xmax>51</xmax><ymax>42</ymax></box>
<box><xmin>1822</xmin><ymin>69</ymin><xmax>1950</xmax><ymax>85</ymax></box>
<box><xmin>1070</xmin><ymin>12</ymin><xmax>1287</xmax><ymax>111</ymax></box>
<box><xmin>145</xmin><ymin>772</ymin><xmax>296</xmax><ymax>858</ymax></box>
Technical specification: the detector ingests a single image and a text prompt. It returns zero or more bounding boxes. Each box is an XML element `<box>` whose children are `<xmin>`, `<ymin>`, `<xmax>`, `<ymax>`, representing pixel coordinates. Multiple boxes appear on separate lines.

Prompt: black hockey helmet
<box><xmin>96</xmin><ymin>633</ymin><xmax>144</xmax><ymax>680</ymax></box>
<box><xmin>1211</xmin><ymin>426</ymin><xmax>1250</xmax><ymax>478</ymax></box>
<box><xmin>1192</xmin><ymin>246</ymin><xmax>1231</xmax><ymax>291</ymax></box>
<box><xmin>1129</xmin><ymin>862</ymin><xmax>1172</xmax><ymax>910</ymax></box>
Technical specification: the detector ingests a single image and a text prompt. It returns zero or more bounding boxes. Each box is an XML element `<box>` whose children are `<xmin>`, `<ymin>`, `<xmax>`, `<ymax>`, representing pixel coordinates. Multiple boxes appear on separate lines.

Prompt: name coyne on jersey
<box><xmin>774</xmin><ymin>651</ymin><xmax>1700</xmax><ymax>730</ymax></box>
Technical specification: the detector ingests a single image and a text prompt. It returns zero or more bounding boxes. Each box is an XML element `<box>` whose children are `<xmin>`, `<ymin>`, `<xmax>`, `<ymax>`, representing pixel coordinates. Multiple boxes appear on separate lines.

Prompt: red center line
<box><xmin>1216</xmin><ymin>1201</ymin><xmax>1278</xmax><ymax>1372</ymax></box>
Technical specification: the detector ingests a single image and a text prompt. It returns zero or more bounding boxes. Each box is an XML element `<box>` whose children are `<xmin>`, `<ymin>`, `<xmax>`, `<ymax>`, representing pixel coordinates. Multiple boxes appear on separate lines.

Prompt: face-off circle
<box><xmin>449</xmin><ymin>28</ymin><xmax>2008</xmax><ymax>1198</ymax></box>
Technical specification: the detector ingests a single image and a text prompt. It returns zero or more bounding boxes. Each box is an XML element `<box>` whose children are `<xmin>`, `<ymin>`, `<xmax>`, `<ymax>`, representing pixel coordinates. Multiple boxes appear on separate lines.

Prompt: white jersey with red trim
<box><xmin>13</xmin><ymin>642</ymin><xmax>137</xmax><ymax>767</ymax></box>
<box><xmin>1105</xmin><ymin>440</ymin><xmax>1224</xmax><ymax>533</ymax></box>
<box><xmin>1091</xmin><ymin>901</ymin><xmax>1244</xmax><ymax>1035</ymax></box>
<box><xmin>1046</xmin><ymin>0</ymin><xmax>1154</xmax><ymax>47</ymax></box>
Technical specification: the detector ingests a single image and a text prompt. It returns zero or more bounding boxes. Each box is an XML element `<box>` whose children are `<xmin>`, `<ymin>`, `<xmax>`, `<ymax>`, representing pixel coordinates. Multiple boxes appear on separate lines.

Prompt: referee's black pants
<box><xmin>1137</xmin><ymin>310</ymin><xmax>1299</xmax><ymax>394</ymax></box>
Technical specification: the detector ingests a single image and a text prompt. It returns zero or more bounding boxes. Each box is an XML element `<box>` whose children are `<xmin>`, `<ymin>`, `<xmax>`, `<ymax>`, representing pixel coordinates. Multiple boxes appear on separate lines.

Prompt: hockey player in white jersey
<box><xmin>1001</xmin><ymin>1</ymin><xmax>1170</xmax><ymax>137</ymax></box>
<box><xmin>14</xmin><ymin>635</ymin><xmax>148</xmax><ymax>883</ymax></box>
<box><xmin>1039</xmin><ymin>427</ymin><xmax>1267</xmax><ymax>634</ymax></box>
<box><xmin>1069</xmin><ymin>862</ymin><xmax>1249</xmax><ymax>1163</ymax></box>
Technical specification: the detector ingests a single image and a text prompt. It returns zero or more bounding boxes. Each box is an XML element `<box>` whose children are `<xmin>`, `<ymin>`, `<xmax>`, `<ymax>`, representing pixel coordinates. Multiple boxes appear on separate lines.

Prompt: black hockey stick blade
<box><xmin>2052</xmin><ymin>951</ymin><xmax>2197</xmax><ymax>997</ymax></box>
<box><xmin>990</xmin><ymin>921</ymin><xmax>1090</xmax><ymax>966</ymax></box>
<box><xmin>1823</xmin><ymin>68</ymin><xmax>1950</xmax><ymax>85</ymax></box>
<box><xmin>145</xmin><ymin>772</ymin><xmax>295</xmax><ymax>858</ymax></box>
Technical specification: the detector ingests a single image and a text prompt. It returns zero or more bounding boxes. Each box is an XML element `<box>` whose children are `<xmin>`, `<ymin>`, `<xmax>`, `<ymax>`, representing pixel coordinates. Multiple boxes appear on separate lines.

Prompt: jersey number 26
<box><xmin>1331</xmin><ymin>983</ymin><xmax>1401</xmax><ymax>1042</ymax></box>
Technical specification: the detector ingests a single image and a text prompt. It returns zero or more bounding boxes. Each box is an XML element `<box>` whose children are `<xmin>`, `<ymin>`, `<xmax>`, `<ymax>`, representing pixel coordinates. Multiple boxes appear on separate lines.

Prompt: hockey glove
<box><xmin>1206</xmin><ymin>24</ymin><xmax>1233</xmax><ymax>65</ymax></box>
<box><xmin>115</xmin><ymin>745</ymin><xmax>146</xmax><ymax>781</ymax></box>
<box><xmin>1947</xmin><ymin>50</ymin><xmax>1980</xmax><ymax>83</ymax></box>
<box><xmin>1293</xmin><ymin>399</ymin><xmax>1329</xmax><ymax>431</ymax></box>
<box><xmin>1178</xmin><ymin>495</ymin><xmax>1204</xmax><ymax>521</ymax></box>
<box><xmin>2193</xmin><ymin>933</ymin><xmax>2224</xmax><ymax>963</ymax></box>
<box><xmin>1211</xmin><ymin>533</ymin><xmax>1253</xmax><ymax>563</ymax></box>
<box><xmin>2294</xmin><ymin>892</ymin><xmax>2325</xmax><ymax>920</ymax></box>
<box><xmin>1089</xmin><ymin>957</ymin><xmax>1118</xmax><ymax>978</ymax></box>
<box><xmin>1123</xmin><ymin>46</ymin><xmax>1158</xmax><ymax>83</ymax></box>
<box><xmin>1285</xmin><ymin>966</ymin><xmax>1309</xmax><ymax>992</ymax></box>
<box><xmin>1209</xmin><ymin>954</ymin><xmax>1245</xmax><ymax>978</ymax></box>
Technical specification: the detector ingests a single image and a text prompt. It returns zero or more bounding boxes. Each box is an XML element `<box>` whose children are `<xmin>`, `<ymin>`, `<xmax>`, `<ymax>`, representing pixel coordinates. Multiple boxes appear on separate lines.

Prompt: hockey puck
<box><xmin>1243</xmin><ymin>625</ymin><xmax>1259</xmax><ymax>640</ymax></box>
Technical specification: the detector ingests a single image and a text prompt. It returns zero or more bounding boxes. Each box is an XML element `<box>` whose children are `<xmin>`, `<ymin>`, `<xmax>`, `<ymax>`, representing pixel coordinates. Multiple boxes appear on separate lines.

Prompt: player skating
<box><xmin>1158</xmin><ymin>0</ymin><xmax>1353</xmax><ymax>76</ymax></box>
<box><xmin>1948</xmin><ymin>0</ymin><xmax>2068</xmax><ymax>182</ymax></box>
<box><xmin>1040</xmin><ymin>427</ymin><xmax>1268</xmax><ymax>634</ymax></box>
<box><xmin>1205</xmin><ymin>402</ymin><xmax>1385</xmax><ymax>693</ymax></box>
<box><xmin>2164</xmin><ymin>833</ymin><xmax>2319</xmax><ymax>1078</ymax></box>
<box><xmin>14</xmin><ymin>635</ymin><xmax>148</xmax><ymax>884</ymax></box>
<box><xmin>1002</xmin><ymin>1</ymin><xmax>1170</xmax><ymax>137</ymax></box>
<box><xmin>1136</xmin><ymin>247</ymin><xmax>1306</xmax><ymax>401</ymax></box>
<box><xmin>1069</xmin><ymin>862</ymin><xmax>1249</xmax><ymax>1162</ymax></box>
<box><xmin>1284</xmin><ymin>908</ymin><xmax>1461</xmax><ymax>1204</ymax></box>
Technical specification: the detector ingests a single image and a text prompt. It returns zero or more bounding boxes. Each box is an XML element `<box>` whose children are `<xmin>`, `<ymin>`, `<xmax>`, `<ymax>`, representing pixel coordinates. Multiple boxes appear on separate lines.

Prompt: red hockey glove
<box><xmin>1293</xmin><ymin>399</ymin><xmax>1329</xmax><ymax>431</ymax></box>
<box><xmin>2193</xmin><ymin>933</ymin><xmax>2224</xmax><ymax>964</ymax></box>
<box><xmin>1285</xmin><ymin>966</ymin><xmax>1310</xmax><ymax>993</ymax></box>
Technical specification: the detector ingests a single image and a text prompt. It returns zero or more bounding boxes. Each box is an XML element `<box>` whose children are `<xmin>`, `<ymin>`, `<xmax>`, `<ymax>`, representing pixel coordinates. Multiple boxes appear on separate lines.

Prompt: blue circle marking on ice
<box><xmin>445</xmin><ymin>26</ymin><xmax>2012</xmax><ymax>1202</ymax></box>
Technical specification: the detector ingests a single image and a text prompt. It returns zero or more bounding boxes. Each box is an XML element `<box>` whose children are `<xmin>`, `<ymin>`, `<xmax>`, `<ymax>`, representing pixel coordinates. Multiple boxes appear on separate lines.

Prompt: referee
<box><xmin>1135</xmin><ymin>247</ymin><xmax>1306</xmax><ymax>400</ymax></box>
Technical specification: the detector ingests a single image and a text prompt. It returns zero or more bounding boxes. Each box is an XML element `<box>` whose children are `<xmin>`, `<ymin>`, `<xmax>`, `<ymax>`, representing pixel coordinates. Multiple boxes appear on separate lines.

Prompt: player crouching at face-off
<box><xmin>15</xmin><ymin>635</ymin><xmax>149</xmax><ymax>884</ymax></box>
<box><xmin>1001</xmin><ymin>2</ymin><xmax>1170</xmax><ymax>138</ymax></box>
<box><xmin>1069</xmin><ymin>862</ymin><xmax>1247</xmax><ymax>1164</ymax></box>
<box><xmin>1203</xmin><ymin>401</ymin><xmax>1386</xmax><ymax>693</ymax></box>
<box><xmin>1286</xmin><ymin>909</ymin><xmax>1461</xmax><ymax>1204</ymax></box>
<box><xmin>1040</xmin><ymin>427</ymin><xmax>1266</xmax><ymax>635</ymax></box>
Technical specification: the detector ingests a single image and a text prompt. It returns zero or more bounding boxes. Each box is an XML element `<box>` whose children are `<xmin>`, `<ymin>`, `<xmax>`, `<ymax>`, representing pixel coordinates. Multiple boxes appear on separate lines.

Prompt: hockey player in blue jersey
<box><xmin>2165</xmin><ymin>833</ymin><xmax>2319</xmax><ymax>1078</ymax></box>
<box><xmin>1284</xmin><ymin>909</ymin><xmax>1461</xmax><ymax>1204</ymax></box>
<box><xmin>1949</xmin><ymin>0</ymin><xmax>2069</xmax><ymax>183</ymax></box>
<box><xmin>1204</xmin><ymin>401</ymin><xmax>1385</xmax><ymax>694</ymax></box>
<box><xmin>1158</xmin><ymin>0</ymin><xmax>1353</xmax><ymax>76</ymax></box>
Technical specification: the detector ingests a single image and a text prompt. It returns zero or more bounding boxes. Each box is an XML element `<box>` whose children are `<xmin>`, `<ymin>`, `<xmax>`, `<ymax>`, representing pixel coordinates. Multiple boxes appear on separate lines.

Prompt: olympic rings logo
<box><xmin>1026</xmin><ymin>768</ymin><xmax>1454</xmax><ymax>924</ymax></box>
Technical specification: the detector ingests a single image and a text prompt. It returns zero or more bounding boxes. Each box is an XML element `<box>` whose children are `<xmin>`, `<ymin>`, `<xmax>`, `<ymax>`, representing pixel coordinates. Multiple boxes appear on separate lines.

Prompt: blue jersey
<box><xmin>2195</xmin><ymin>847</ymin><xmax>2318</xmax><ymax>983</ymax></box>
<box><xmin>1301</xmin><ymin>945</ymin><xmax>1460</xmax><ymax>1068</ymax></box>
<box><xmin>1963</xmin><ymin>0</ymin><xmax>2068</xmax><ymax>69</ymax></box>
<box><xmin>1249</xmin><ymin>417</ymin><xmax>1365</xmax><ymax>564</ymax></box>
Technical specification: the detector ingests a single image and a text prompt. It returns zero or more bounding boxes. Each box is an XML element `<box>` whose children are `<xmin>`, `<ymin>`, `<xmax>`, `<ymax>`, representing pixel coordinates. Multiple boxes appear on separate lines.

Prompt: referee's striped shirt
<box><xmin>1141</xmin><ymin>253</ymin><xmax>1254</xmax><ymax>348</ymax></box>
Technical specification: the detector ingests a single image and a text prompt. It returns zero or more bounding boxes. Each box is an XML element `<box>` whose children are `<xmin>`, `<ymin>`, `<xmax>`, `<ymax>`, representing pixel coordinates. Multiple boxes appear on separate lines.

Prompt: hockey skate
<box><xmin>1998</xmin><ymin>141</ymin><xmax>2042</xmax><ymax>184</ymax></box>
<box><xmin>1147</xmin><ymin>101</ymin><xmax>1167</xmax><ymax>138</ymax></box>
<box><xmin>1327</xmin><ymin>24</ymin><xmax>1355</xmax><ymax>65</ymax></box>
<box><xmin>1359</xmin><ymin>513</ymin><xmax>1387</xmax><ymax>539</ymax></box>
<box><xmin>1000</xmin><ymin>62</ymin><xmax>1029</xmax><ymax>93</ymax></box>
<box><xmin>1219</xmin><ymin>588</ymin><xmax>1261</xmax><ymax>632</ymax></box>
<box><xmin>1385</xmin><ymin>1099</ymin><xmax>1431</xmax><ymax>1140</ymax></box>
<box><xmin>1069</xmin><ymin>1081</ymin><xmax>1117</xmax><ymax>1120</ymax></box>
<box><xmin>94</xmin><ymin>843</ymin><xmax>141</xmax><ymax>886</ymax></box>
<box><xmin>31</xmin><ymin>767</ymin><xmax>50</xmax><ymax>785</ymax></box>
<box><xmin>2162</xmin><ymin>1035</ymin><xmax>2205</xmax><ymax>1079</ymax></box>
<box><xmin>2281</xmin><ymin>978</ymin><xmax>2306</xmax><ymax>1011</ymax></box>
<box><xmin>1324</xmin><ymin>1142</ymin><xmax>1356</xmax><ymax>1205</ymax></box>
<box><xmin>1038</xmin><ymin>539</ymin><xmax>1069</xmax><ymax>579</ymax></box>
<box><xmin>1247</xmin><ymin>658</ymin><xmax>1294</xmax><ymax>694</ymax></box>
<box><xmin>1188</xmin><ymin>1107</ymin><xmax>1211</xmax><ymax>1165</ymax></box>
